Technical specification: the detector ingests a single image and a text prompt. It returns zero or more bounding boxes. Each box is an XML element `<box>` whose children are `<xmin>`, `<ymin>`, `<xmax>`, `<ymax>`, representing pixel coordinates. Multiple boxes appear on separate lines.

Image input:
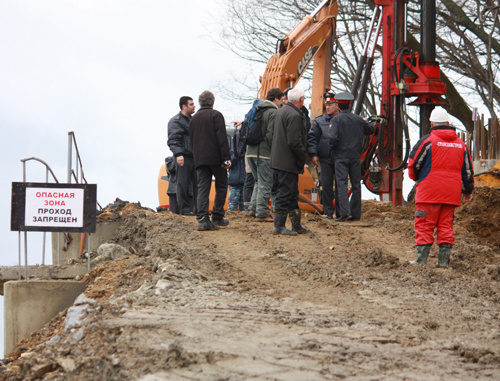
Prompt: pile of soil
<box><xmin>1</xmin><ymin>189</ymin><xmax>499</xmax><ymax>380</ymax></box>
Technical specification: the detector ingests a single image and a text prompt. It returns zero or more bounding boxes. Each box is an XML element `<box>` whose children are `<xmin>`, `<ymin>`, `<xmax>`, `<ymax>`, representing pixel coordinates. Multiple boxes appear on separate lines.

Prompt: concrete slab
<box><xmin>0</xmin><ymin>264</ymin><xmax>88</xmax><ymax>295</ymax></box>
<box><xmin>4</xmin><ymin>280</ymin><xmax>87</xmax><ymax>355</ymax></box>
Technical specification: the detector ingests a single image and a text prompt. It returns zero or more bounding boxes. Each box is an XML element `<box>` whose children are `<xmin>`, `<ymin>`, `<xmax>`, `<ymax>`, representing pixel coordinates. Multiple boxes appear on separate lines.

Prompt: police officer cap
<box><xmin>334</xmin><ymin>92</ymin><xmax>354</xmax><ymax>104</ymax></box>
<box><xmin>323</xmin><ymin>92</ymin><xmax>336</xmax><ymax>103</ymax></box>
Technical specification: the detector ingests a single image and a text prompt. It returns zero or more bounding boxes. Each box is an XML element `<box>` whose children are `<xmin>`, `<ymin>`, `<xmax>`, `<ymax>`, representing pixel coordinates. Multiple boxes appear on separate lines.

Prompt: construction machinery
<box><xmin>354</xmin><ymin>0</ymin><xmax>447</xmax><ymax>205</ymax></box>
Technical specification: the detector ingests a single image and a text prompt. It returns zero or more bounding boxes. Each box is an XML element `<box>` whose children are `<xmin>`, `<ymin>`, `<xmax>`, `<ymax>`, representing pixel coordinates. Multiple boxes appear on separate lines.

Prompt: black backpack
<box><xmin>240</xmin><ymin>99</ymin><xmax>264</xmax><ymax>145</ymax></box>
<box><xmin>245</xmin><ymin>107</ymin><xmax>267</xmax><ymax>146</ymax></box>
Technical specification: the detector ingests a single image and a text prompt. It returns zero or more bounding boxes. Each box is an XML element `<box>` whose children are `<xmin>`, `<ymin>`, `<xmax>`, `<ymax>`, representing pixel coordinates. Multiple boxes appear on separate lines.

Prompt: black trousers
<box><xmin>243</xmin><ymin>171</ymin><xmax>255</xmax><ymax>203</ymax></box>
<box><xmin>319</xmin><ymin>158</ymin><xmax>340</xmax><ymax>217</ymax></box>
<box><xmin>274</xmin><ymin>169</ymin><xmax>299</xmax><ymax>211</ymax></box>
<box><xmin>335</xmin><ymin>157</ymin><xmax>362</xmax><ymax>219</ymax></box>
<box><xmin>176</xmin><ymin>156</ymin><xmax>198</xmax><ymax>215</ymax></box>
<box><xmin>196</xmin><ymin>165</ymin><xmax>228</xmax><ymax>220</ymax></box>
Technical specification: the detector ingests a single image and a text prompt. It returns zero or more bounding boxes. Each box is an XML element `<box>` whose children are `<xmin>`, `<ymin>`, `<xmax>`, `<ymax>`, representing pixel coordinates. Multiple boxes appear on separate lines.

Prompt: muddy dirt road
<box><xmin>1</xmin><ymin>189</ymin><xmax>499</xmax><ymax>380</ymax></box>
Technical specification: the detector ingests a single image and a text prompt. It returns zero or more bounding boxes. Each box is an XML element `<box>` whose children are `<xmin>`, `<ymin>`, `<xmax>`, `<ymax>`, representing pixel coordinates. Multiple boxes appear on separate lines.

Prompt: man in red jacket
<box><xmin>408</xmin><ymin>108</ymin><xmax>474</xmax><ymax>267</ymax></box>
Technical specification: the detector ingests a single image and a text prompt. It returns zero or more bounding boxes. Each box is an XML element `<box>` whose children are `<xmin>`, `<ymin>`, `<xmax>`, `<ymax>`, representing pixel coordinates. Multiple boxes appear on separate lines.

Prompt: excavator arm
<box><xmin>258</xmin><ymin>0</ymin><xmax>338</xmax><ymax>121</ymax></box>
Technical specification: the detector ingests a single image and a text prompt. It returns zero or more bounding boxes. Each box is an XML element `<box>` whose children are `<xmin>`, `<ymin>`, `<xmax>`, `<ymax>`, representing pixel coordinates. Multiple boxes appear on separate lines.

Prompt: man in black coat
<box><xmin>330</xmin><ymin>92</ymin><xmax>374</xmax><ymax>221</ymax></box>
<box><xmin>307</xmin><ymin>92</ymin><xmax>340</xmax><ymax>219</ymax></box>
<box><xmin>189</xmin><ymin>91</ymin><xmax>232</xmax><ymax>231</ymax></box>
<box><xmin>167</xmin><ymin>96</ymin><xmax>197</xmax><ymax>215</ymax></box>
<box><xmin>270</xmin><ymin>87</ymin><xmax>309</xmax><ymax>235</ymax></box>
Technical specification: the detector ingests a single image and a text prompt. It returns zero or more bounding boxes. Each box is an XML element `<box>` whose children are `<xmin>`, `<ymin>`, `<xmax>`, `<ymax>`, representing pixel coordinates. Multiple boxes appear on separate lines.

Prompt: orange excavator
<box><xmin>158</xmin><ymin>0</ymin><xmax>339</xmax><ymax>213</ymax></box>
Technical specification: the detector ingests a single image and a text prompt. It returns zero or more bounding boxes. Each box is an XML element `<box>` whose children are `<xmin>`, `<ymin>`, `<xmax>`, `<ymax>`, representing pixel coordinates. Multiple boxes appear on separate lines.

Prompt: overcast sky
<box><xmin>0</xmin><ymin>0</ymin><xmax>259</xmax><ymax>268</ymax></box>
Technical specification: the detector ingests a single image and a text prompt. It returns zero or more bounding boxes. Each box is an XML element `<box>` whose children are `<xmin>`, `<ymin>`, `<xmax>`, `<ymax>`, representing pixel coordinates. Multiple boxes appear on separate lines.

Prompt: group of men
<box><xmin>167</xmin><ymin>89</ymin><xmax>474</xmax><ymax>267</ymax></box>
<box><xmin>167</xmin><ymin>87</ymin><xmax>375</xmax><ymax>234</ymax></box>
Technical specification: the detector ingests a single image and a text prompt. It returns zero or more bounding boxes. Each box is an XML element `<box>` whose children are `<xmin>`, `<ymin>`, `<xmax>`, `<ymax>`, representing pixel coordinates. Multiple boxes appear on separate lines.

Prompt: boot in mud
<box><xmin>272</xmin><ymin>211</ymin><xmax>296</xmax><ymax>235</ymax></box>
<box><xmin>437</xmin><ymin>243</ymin><xmax>452</xmax><ymax>267</ymax></box>
<box><xmin>410</xmin><ymin>244</ymin><xmax>431</xmax><ymax>265</ymax></box>
<box><xmin>289</xmin><ymin>209</ymin><xmax>309</xmax><ymax>234</ymax></box>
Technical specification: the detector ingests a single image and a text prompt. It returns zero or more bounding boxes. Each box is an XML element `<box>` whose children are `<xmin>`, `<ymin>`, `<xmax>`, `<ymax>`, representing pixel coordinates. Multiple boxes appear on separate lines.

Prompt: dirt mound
<box><xmin>456</xmin><ymin>187</ymin><xmax>500</xmax><ymax>248</ymax></box>
<box><xmin>1</xmin><ymin>196</ymin><xmax>499</xmax><ymax>380</ymax></box>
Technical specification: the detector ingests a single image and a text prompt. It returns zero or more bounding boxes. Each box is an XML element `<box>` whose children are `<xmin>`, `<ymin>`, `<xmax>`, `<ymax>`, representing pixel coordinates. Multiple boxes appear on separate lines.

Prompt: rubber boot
<box><xmin>289</xmin><ymin>209</ymin><xmax>309</xmax><ymax>234</ymax></box>
<box><xmin>437</xmin><ymin>243</ymin><xmax>452</xmax><ymax>267</ymax></box>
<box><xmin>244</xmin><ymin>202</ymin><xmax>251</xmax><ymax>217</ymax></box>
<box><xmin>272</xmin><ymin>211</ymin><xmax>296</xmax><ymax>235</ymax></box>
<box><xmin>410</xmin><ymin>244</ymin><xmax>431</xmax><ymax>265</ymax></box>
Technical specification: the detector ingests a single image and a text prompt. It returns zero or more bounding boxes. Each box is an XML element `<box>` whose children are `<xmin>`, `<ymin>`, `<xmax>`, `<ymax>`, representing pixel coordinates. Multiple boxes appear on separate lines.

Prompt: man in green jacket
<box><xmin>247</xmin><ymin>87</ymin><xmax>284</xmax><ymax>222</ymax></box>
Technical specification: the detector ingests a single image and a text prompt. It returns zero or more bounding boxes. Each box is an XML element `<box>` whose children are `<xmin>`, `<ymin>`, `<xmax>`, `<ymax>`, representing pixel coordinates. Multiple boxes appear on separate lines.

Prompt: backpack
<box><xmin>231</xmin><ymin>130</ymin><xmax>246</xmax><ymax>159</ymax></box>
<box><xmin>240</xmin><ymin>99</ymin><xmax>264</xmax><ymax>145</ymax></box>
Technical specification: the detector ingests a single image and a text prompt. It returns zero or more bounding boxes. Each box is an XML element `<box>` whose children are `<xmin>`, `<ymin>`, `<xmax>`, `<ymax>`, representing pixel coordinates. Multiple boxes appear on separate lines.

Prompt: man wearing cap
<box><xmin>408</xmin><ymin>107</ymin><xmax>474</xmax><ymax>267</ymax></box>
<box><xmin>307</xmin><ymin>92</ymin><xmax>340</xmax><ymax>219</ymax></box>
<box><xmin>330</xmin><ymin>92</ymin><xmax>374</xmax><ymax>222</ymax></box>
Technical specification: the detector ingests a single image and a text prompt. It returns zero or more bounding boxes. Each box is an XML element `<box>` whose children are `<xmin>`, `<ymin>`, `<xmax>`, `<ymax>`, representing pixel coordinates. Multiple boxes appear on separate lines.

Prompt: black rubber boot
<box><xmin>410</xmin><ymin>244</ymin><xmax>431</xmax><ymax>265</ymax></box>
<box><xmin>272</xmin><ymin>211</ymin><xmax>296</xmax><ymax>235</ymax></box>
<box><xmin>289</xmin><ymin>209</ymin><xmax>309</xmax><ymax>234</ymax></box>
<box><xmin>437</xmin><ymin>243</ymin><xmax>452</xmax><ymax>267</ymax></box>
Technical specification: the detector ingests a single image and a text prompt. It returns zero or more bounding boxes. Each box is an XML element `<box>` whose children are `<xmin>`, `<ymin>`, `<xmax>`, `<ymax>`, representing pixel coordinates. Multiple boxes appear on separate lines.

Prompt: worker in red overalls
<box><xmin>407</xmin><ymin>108</ymin><xmax>474</xmax><ymax>267</ymax></box>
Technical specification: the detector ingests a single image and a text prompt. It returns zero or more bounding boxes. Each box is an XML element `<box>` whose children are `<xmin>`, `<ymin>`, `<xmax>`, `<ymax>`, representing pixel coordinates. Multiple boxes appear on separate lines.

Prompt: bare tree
<box><xmin>215</xmin><ymin>0</ymin><xmax>500</xmax><ymax>131</ymax></box>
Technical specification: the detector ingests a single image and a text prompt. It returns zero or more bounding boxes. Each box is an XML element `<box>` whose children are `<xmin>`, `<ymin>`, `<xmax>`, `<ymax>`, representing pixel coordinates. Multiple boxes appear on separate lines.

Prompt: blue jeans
<box><xmin>248</xmin><ymin>157</ymin><xmax>273</xmax><ymax>217</ymax></box>
<box><xmin>228</xmin><ymin>185</ymin><xmax>244</xmax><ymax>211</ymax></box>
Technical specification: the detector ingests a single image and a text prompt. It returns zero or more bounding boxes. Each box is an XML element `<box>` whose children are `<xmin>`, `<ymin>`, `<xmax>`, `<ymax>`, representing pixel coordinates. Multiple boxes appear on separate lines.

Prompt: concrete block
<box><xmin>51</xmin><ymin>220</ymin><xmax>121</xmax><ymax>264</ymax></box>
<box><xmin>4</xmin><ymin>280</ymin><xmax>86</xmax><ymax>355</ymax></box>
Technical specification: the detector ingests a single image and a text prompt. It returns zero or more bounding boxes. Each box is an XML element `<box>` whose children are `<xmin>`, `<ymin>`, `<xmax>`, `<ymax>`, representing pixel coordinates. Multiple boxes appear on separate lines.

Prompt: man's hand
<box><xmin>177</xmin><ymin>156</ymin><xmax>184</xmax><ymax>167</ymax></box>
<box><xmin>461</xmin><ymin>193</ymin><xmax>472</xmax><ymax>203</ymax></box>
<box><xmin>224</xmin><ymin>162</ymin><xmax>232</xmax><ymax>169</ymax></box>
<box><xmin>312</xmin><ymin>156</ymin><xmax>320</xmax><ymax>167</ymax></box>
<box><xmin>232</xmin><ymin>121</ymin><xmax>243</xmax><ymax>128</ymax></box>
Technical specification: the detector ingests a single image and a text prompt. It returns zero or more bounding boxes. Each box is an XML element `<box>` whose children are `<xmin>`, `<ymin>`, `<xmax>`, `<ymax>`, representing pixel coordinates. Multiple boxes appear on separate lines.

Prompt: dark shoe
<box><xmin>255</xmin><ymin>215</ymin><xmax>274</xmax><ymax>222</ymax></box>
<box><xmin>289</xmin><ymin>209</ymin><xmax>309</xmax><ymax>234</ymax></box>
<box><xmin>335</xmin><ymin>215</ymin><xmax>353</xmax><ymax>222</ymax></box>
<box><xmin>197</xmin><ymin>217</ymin><xmax>219</xmax><ymax>231</ymax></box>
<box><xmin>410</xmin><ymin>244</ymin><xmax>432</xmax><ymax>265</ymax></box>
<box><xmin>437</xmin><ymin>243</ymin><xmax>452</xmax><ymax>267</ymax></box>
<box><xmin>325</xmin><ymin>214</ymin><xmax>333</xmax><ymax>219</ymax></box>
<box><xmin>212</xmin><ymin>218</ymin><xmax>229</xmax><ymax>227</ymax></box>
<box><xmin>272</xmin><ymin>211</ymin><xmax>296</xmax><ymax>235</ymax></box>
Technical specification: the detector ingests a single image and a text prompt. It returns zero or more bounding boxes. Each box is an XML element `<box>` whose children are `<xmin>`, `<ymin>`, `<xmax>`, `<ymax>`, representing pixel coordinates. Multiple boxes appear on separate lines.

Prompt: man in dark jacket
<box><xmin>330</xmin><ymin>92</ymin><xmax>374</xmax><ymax>222</ymax></box>
<box><xmin>228</xmin><ymin>129</ymin><xmax>246</xmax><ymax>211</ymax></box>
<box><xmin>270</xmin><ymin>87</ymin><xmax>309</xmax><ymax>235</ymax></box>
<box><xmin>167</xmin><ymin>96</ymin><xmax>197</xmax><ymax>215</ymax></box>
<box><xmin>408</xmin><ymin>107</ymin><xmax>474</xmax><ymax>267</ymax></box>
<box><xmin>307</xmin><ymin>92</ymin><xmax>340</xmax><ymax>219</ymax></box>
<box><xmin>189</xmin><ymin>90</ymin><xmax>232</xmax><ymax>231</ymax></box>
